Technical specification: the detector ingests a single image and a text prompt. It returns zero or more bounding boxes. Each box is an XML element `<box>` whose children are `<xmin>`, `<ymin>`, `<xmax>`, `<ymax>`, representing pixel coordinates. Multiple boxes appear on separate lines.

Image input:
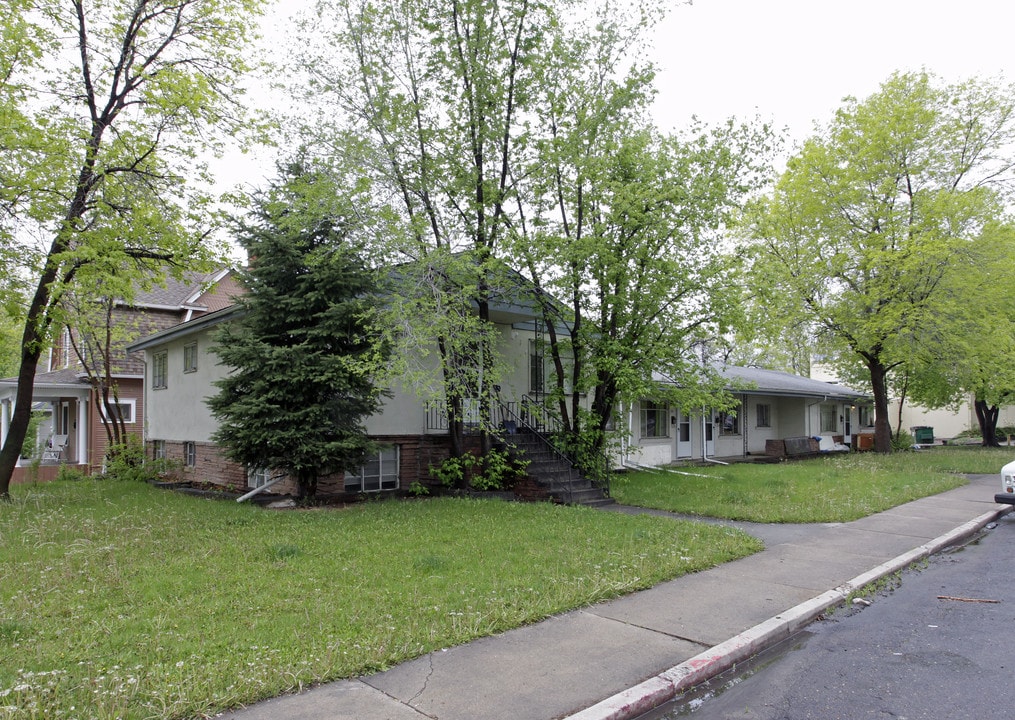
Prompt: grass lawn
<box><xmin>0</xmin><ymin>479</ymin><xmax>761</xmax><ymax>719</ymax></box>
<box><xmin>611</xmin><ymin>445</ymin><xmax>1011</xmax><ymax>523</ymax></box>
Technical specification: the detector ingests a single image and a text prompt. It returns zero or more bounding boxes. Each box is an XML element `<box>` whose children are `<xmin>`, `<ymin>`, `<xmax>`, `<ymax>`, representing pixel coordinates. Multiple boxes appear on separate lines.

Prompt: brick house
<box><xmin>0</xmin><ymin>268</ymin><xmax>241</xmax><ymax>483</ymax></box>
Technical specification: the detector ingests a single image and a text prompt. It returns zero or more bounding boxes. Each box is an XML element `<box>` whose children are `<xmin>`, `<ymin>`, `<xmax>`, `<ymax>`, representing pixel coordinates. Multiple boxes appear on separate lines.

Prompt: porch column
<box><xmin>76</xmin><ymin>398</ymin><xmax>88</xmax><ymax>466</ymax></box>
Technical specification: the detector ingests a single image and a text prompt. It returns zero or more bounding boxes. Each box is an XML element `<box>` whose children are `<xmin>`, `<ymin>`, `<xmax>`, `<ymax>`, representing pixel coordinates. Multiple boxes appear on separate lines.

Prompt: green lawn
<box><xmin>0</xmin><ymin>479</ymin><xmax>761</xmax><ymax>719</ymax></box>
<box><xmin>611</xmin><ymin>446</ymin><xmax>1010</xmax><ymax>523</ymax></box>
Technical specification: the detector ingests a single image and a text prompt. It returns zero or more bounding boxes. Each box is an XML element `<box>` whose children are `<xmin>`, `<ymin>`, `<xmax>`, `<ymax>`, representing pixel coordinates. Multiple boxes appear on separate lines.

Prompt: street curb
<box><xmin>561</xmin><ymin>505</ymin><xmax>1012</xmax><ymax>720</ymax></box>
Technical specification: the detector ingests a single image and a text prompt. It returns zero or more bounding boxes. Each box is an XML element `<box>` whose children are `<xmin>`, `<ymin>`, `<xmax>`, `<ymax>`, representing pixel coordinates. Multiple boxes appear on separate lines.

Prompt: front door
<box><xmin>705</xmin><ymin>411</ymin><xmax>717</xmax><ymax>456</ymax></box>
<box><xmin>676</xmin><ymin>410</ymin><xmax>693</xmax><ymax>458</ymax></box>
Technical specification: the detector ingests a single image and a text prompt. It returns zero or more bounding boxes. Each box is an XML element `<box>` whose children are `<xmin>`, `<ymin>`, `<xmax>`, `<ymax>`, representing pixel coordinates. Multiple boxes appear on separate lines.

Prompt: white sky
<box><xmin>220</xmin><ymin>0</ymin><xmax>1015</xmax><ymax>190</ymax></box>
<box><xmin>649</xmin><ymin>0</ymin><xmax>1015</xmax><ymax>143</ymax></box>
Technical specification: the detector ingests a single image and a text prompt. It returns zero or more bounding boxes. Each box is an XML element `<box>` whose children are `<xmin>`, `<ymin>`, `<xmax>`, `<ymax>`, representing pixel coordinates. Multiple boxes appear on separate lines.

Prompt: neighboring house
<box><xmin>624</xmin><ymin>365</ymin><xmax>871</xmax><ymax>467</ymax></box>
<box><xmin>0</xmin><ymin>268</ymin><xmax>241</xmax><ymax>483</ymax></box>
<box><xmin>889</xmin><ymin>397</ymin><xmax>1015</xmax><ymax>443</ymax></box>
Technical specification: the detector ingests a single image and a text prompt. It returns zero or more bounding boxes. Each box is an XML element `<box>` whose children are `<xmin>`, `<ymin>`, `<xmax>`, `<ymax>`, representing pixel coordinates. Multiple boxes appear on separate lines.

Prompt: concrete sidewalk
<box><xmin>219</xmin><ymin>473</ymin><xmax>1011</xmax><ymax>720</ymax></box>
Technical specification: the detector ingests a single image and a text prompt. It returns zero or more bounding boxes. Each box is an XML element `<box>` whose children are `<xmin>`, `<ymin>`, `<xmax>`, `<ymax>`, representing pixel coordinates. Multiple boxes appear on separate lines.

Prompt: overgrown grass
<box><xmin>611</xmin><ymin>446</ymin><xmax>1011</xmax><ymax>524</ymax></box>
<box><xmin>0</xmin><ymin>479</ymin><xmax>761</xmax><ymax>719</ymax></box>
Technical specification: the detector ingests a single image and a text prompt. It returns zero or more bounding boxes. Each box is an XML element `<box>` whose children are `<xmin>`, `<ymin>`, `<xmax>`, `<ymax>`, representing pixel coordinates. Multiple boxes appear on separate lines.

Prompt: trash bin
<box><xmin>911</xmin><ymin>426</ymin><xmax>934</xmax><ymax>444</ymax></box>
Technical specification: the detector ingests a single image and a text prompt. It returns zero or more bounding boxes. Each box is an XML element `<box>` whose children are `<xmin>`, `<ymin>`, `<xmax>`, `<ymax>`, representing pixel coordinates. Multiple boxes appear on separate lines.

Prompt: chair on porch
<box><xmin>42</xmin><ymin>434</ymin><xmax>68</xmax><ymax>462</ymax></box>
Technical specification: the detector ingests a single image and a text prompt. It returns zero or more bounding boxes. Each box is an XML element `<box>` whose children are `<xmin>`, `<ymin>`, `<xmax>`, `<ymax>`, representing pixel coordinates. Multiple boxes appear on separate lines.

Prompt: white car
<box><xmin>996</xmin><ymin>459</ymin><xmax>1015</xmax><ymax>505</ymax></box>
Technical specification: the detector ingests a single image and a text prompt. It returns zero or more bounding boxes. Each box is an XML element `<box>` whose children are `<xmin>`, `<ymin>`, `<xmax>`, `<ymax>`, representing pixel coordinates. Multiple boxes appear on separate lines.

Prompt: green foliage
<box><xmin>891</xmin><ymin>429</ymin><xmax>916</xmax><ymax>452</ymax></box>
<box><xmin>746</xmin><ymin>71</ymin><xmax>1015</xmax><ymax>452</ymax></box>
<box><xmin>208</xmin><ymin>164</ymin><xmax>390</xmax><ymax>500</ymax></box>
<box><xmin>0</xmin><ymin>480</ymin><xmax>760</xmax><ymax>718</ymax></box>
<box><xmin>19</xmin><ymin>412</ymin><xmax>44</xmax><ymax>459</ymax></box>
<box><xmin>103</xmin><ymin>436</ymin><xmax>180</xmax><ymax>483</ymax></box>
<box><xmin>0</xmin><ymin>0</ymin><xmax>268</xmax><ymax>496</ymax></box>
<box><xmin>407</xmin><ymin>481</ymin><xmax>430</xmax><ymax>497</ymax></box>
<box><xmin>53</xmin><ymin>465</ymin><xmax>88</xmax><ymax>483</ymax></box>
<box><xmin>428</xmin><ymin>449</ymin><xmax>526</xmax><ymax>491</ymax></box>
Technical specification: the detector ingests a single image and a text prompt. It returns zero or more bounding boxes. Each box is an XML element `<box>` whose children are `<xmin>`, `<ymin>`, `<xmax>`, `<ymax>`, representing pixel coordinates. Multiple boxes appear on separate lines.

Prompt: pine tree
<box><xmin>208</xmin><ymin>169</ymin><xmax>388</xmax><ymax>501</ymax></box>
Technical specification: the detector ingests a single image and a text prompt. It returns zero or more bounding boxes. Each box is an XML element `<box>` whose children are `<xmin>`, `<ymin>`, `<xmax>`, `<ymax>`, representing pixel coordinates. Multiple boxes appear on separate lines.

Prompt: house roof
<box><xmin>128</xmin><ymin>268</ymin><xmax>234</xmax><ymax>311</ymax></box>
<box><xmin>652</xmin><ymin>363</ymin><xmax>867</xmax><ymax>402</ymax></box>
<box><xmin>126</xmin><ymin>305</ymin><xmax>240</xmax><ymax>352</ymax></box>
<box><xmin>718</xmin><ymin>364</ymin><xmax>867</xmax><ymax>401</ymax></box>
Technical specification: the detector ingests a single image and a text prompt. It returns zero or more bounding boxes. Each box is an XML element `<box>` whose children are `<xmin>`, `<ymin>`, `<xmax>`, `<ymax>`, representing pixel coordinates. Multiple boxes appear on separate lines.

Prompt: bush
<box><xmin>105</xmin><ymin>436</ymin><xmax>179</xmax><ymax>482</ymax></box>
<box><xmin>891</xmin><ymin>428</ymin><xmax>915</xmax><ymax>451</ymax></box>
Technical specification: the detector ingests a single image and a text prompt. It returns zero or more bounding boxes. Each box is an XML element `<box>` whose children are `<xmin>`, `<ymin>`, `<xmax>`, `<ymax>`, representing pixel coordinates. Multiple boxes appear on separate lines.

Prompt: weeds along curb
<box><xmin>562</xmin><ymin>506</ymin><xmax>1013</xmax><ymax>720</ymax></box>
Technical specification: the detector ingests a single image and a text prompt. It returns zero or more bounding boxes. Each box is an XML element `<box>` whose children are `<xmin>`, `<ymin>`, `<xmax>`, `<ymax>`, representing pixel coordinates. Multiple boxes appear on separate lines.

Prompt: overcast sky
<box><xmin>224</xmin><ymin>0</ymin><xmax>1015</xmax><ymax>190</ymax></box>
<box><xmin>649</xmin><ymin>0</ymin><xmax>1014</xmax><ymax>143</ymax></box>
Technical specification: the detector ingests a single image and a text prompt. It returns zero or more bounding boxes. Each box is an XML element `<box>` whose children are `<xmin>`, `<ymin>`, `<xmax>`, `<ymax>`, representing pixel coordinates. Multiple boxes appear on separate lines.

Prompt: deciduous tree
<box><xmin>747</xmin><ymin>71</ymin><xmax>1015</xmax><ymax>453</ymax></box>
<box><xmin>0</xmin><ymin>0</ymin><xmax>266</xmax><ymax>498</ymax></box>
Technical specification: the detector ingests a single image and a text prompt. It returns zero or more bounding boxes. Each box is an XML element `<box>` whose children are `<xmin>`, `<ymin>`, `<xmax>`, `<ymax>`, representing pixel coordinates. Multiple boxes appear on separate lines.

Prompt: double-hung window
<box><xmin>152</xmin><ymin>351</ymin><xmax>168</xmax><ymax>389</ymax></box>
<box><xmin>183</xmin><ymin>441</ymin><xmax>197</xmax><ymax>467</ymax></box>
<box><xmin>183</xmin><ymin>342</ymin><xmax>198</xmax><ymax>373</ymax></box>
<box><xmin>820</xmin><ymin>404</ymin><xmax>838</xmax><ymax>433</ymax></box>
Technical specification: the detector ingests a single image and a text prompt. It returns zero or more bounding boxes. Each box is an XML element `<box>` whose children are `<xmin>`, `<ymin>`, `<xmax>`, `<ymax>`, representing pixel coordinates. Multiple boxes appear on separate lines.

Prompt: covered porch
<box><xmin>1</xmin><ymin>369</ymin><xmax>92</xmax><ymax>483</ymax></box>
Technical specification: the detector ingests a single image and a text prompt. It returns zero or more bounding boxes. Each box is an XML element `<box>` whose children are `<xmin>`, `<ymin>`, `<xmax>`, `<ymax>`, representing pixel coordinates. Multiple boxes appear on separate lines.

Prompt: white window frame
<box><xmin>183</xmin><ymin>342</ymin><xmax>198</xmax><ymax>373</ymax></box>
<box><xmin>248</xmin><ymin>466</ymin><xmax>271</xmax><ymax>489</ymax></box>
<box><xmin>820</xmin><ymin>404</ymin><xmax>838</xmax><ymax>433</ymax></box>
<box><xmin>719</xmin><ymin>401</ymin><xmax>742</xmax><ymax>436</ymax></box>
<box><xmin>98</xmin><ymin>398</ymin><xmax>136</xmax><ymax>424</ymax></box>
<box><xmin>640</xmin><ymin>400</ymin><xmax>669</xmax><ymax>439</ymax></box>
<box><xmin>183</xmin><ymin>441</ymin><xmax>196</xmax><ymax>467</ymax></box>
<box><xmin>859</xmin><ymin>405</ymin><xmax>873</xmax><ymax>428</ymax></box>
<box><xmin>345</xmin><ymin>447</ymin><xmax>400</xmax><ymax>493</ymax></box>
<box><xmin>152</xmin><ymin>351</ymin><xmax>168</xmax><ymax>390</ymax></box>
<box><xmin>153</xmin><ymin>440</ymin><xmax>166</xmax><ymax>460</ymax></box>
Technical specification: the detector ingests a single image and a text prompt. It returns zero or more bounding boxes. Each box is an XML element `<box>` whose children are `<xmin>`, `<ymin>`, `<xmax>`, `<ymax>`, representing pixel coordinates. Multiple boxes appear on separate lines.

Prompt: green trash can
<box><xmin>912</xmin><ymin>426</ymin><xmax>934</xmax><ymax>444</ymax></box>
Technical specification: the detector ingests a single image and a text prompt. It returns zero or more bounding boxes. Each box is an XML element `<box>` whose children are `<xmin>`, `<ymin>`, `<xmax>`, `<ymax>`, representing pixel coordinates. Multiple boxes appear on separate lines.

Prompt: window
<box><xmin>153</xmin><ymin>440</ymin><xmax>166</xmax><ymax>460</ymax></box>
<box><xmin>183</xmin><ymin>441</ymin><xmax>196</xmax><ymax>467</ymax></box>
<box><xmin>756</xmin><ymin>403</ymin><xmax>771</xmax><ymax>428</ymax></box>
<box><xmin>859</xmin><ymin>405</ymin><xmax>873</xmax><ymax>428</ymax></box>
<box><xmin>152</xmin><ymin>351</ymin><xmax>168</xmax><ymax>389</ymax></box>
<box><xmin>345</xmin><ymin>447</ymin><xmax>399</xmax><ymax>492</ymax></box>
<box><xmin>529</xmin><ymin>340</ymin><xmax>544</xmax><ymax>394</ymax></box>
<box><xmin>719</xmin><ymin>409</ymin><xmax>740</xmax><ymax>435</ymax></box>
<box><xmin>248</xmin><ymin>466</ymin><xmax>271</xmax><ymax>489</ymax></box>
<box><xmin>99</xmin><ymin>399</ymin><xmax>135</xmax><ymax>424</ymax></box>
<box><xmin>820</xmin><ymin>404</ymin><xmax>838</xmax><ymax>433</ymax></box>
<box><xmin>183</xmin><ymin>342</ymin><xmax>198</xmax><ymax>373</ymax></box>
<box><xmin>640</xmin><ymin>400</ymin><xmax>669</xmax><ymax>439</ymax></box>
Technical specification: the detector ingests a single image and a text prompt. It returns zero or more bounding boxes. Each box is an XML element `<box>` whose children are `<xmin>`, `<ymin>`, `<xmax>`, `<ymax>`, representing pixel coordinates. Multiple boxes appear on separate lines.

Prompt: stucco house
<box><xmin>0</xmin><ymin>268</ymin><xmax>241</xmax><ymax>483</ymax></box>
<box><xmin>127</xmin><ymin>265</ymin><xmax>872</xmax><ymax>503</ymax></box>
<box><xmin>125</xmin><ymin>278</ymin><xmax>584</xmax><ymax>499</ymax></box>
<box><xmin>623</xmin><ymin>365</ymin><xmax>871</xmax><ymax>467</ymax></box>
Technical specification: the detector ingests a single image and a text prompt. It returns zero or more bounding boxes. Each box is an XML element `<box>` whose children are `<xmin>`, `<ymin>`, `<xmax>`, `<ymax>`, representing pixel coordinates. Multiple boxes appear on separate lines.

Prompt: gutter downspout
<box><xmin>237</xmin><ymin>475</ymin><xmax>284</xmax><ymax>502</ymax></box>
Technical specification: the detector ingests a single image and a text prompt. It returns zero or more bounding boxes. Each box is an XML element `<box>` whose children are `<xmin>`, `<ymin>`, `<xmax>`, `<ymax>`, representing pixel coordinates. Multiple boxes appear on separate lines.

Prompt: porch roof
<box><xmin>0</xmin><ymin>368</ymin><xmax>92</xmax><ymax>401</ymax></box>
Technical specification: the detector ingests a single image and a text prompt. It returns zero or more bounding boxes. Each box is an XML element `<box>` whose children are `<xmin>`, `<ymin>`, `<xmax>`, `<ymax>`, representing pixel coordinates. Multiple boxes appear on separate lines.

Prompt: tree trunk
<box><xmin>0</xmin><ymin>253</ymin><xmax>63</xmax><ymax>497</ymax></box>
<box><xmin>974</xmin><ymin>399</ymin><xmax>1001</xmax><ymax>447</ymax></box>
<box><xmin>867</xmin><ymin>358</ymin><xmax>894</xmax><ymax>453</ymax></box>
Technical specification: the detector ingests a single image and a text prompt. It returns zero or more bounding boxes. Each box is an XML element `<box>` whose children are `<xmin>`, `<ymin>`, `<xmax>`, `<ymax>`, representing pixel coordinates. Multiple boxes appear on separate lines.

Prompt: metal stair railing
<box><xmin>518</xmin><ymin>395</ymin><xmax>611</xmax><ymax>498</ymax></box>
<box><xmin>494</xmin><ymin>397</ymin><xmax>575</xmax><ymax>505</ymax></box>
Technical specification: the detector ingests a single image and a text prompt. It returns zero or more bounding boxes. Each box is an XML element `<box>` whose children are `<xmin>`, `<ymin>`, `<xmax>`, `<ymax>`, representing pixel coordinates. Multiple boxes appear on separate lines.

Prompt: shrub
<box><xmin>891</xmin><ymin>428</ymin><xmax>915</xmax><ymax>451</ymax></box>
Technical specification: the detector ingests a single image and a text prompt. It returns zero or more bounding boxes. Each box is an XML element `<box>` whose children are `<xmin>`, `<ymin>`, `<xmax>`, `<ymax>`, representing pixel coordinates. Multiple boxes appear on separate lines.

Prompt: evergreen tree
<box><xmin>209</xmin><ymin>169</ymin><xmax>388</xmax><ymax>501</ymax></box>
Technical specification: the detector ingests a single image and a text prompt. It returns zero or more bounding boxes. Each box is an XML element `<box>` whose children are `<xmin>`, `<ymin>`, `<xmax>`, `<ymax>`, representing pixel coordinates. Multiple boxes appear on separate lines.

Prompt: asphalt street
<box><xmin>640</xmin><ymin>510</ymin><xmax>1015</xmax><ymax>720</ymax></box>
